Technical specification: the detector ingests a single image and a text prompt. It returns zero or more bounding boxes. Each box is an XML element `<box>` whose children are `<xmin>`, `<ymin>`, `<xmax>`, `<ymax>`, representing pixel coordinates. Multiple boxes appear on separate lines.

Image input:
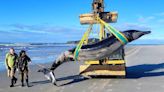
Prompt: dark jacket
<box><xmin>18</xmin><ymin>55</ymin><xmax>31</xmax><ymax>70</ymax></box>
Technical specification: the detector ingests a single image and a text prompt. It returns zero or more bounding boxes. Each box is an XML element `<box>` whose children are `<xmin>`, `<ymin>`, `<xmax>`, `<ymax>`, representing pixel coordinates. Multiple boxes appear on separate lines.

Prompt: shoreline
<box><xmin>0</xmin><ymin>45</ymin><xmax>164</xmax><ymax>92</ymax></box>
<box><xmin>0</xmin><ymin>44</ymin><xmax>164</xmax><ymax>71</ymax></box>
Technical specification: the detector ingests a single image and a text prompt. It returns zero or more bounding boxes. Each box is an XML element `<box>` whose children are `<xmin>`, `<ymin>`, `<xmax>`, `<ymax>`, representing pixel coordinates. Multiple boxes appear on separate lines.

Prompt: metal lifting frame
<box><xmin>74</xmin><ymin>16</ymin><xmax>128</xmax><ymax>60</ymax></box>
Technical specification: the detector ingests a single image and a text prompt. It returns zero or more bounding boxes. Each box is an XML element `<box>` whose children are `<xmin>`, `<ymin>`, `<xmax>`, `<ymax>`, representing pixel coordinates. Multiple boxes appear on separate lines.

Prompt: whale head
<box><xmin>123</xmin><ymin>30</ymin><xmax>151</xmax><ymax>42</ymax></box>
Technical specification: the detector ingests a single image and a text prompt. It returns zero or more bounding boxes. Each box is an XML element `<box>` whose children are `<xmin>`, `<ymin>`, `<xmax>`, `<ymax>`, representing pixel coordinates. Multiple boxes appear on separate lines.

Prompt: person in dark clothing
<box><xmin>18</xmin><ymin>50</ymin><xmax>31</xmax><ymax>87</ymax></box>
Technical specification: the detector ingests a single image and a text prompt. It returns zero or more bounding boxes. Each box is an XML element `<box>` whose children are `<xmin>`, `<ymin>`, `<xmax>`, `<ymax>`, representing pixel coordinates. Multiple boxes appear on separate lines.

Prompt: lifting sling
<box><xmin>74</xmin><ymin>16</ymin><xmax>128</xmax><ymax>60</ymax></box>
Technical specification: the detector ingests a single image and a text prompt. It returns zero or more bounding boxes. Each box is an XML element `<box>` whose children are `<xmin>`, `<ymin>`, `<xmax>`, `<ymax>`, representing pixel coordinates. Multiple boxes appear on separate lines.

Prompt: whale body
<box><xmin>38</xmin><ymin>30</ymin><xmax>151</xmax><ymax>84</ymax></box>
<box><xmin>77</xmin><ymin>30</ymin><xmax>151</xmax><ymax>60</ymax></box>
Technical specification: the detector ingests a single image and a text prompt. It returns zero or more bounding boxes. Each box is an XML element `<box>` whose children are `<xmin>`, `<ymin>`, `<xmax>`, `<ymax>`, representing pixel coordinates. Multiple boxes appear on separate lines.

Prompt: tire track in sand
<box><xmin>88</xmin><ymin>79</ymin><xmax>111</xmax><ymax>92</ymax></box>
<box><xmin>125</xmin><ymin>46</ymin><xmax>142</xmax><ymax>58</ymax></box>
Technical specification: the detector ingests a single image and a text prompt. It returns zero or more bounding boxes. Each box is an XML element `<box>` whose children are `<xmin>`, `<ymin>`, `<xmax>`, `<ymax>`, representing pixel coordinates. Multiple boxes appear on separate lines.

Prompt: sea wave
<box><xmin>0</xmin><ymin>43</ymin><xmax>74</xmax><ymax>71</ymax></box>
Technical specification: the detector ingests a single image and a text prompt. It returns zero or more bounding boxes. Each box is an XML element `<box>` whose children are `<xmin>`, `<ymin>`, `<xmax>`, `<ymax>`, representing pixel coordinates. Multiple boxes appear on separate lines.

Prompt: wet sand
<box><xmin>0</xmin><ymin>45</ymin><xmax>164</xmax><ymax>92</ymax></box>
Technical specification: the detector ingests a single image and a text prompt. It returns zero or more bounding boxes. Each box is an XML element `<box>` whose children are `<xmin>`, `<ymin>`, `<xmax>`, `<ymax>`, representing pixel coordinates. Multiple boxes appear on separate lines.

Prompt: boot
<box><xmin>10</xmin><ymin>78</ymin><xmax>14</xmax><ymax>87</ymax></box>
<box><xmin>21</xmin><ymin>80</ymin><xmax>24</xmax><ymax>87</ymax></box>
<box><xmin>13</xmin><ymin>77</ymin><xmax>17</xmax><ymax>84</ymax></box>
<box><xmin>26</xmin><ymin>79</ymin><xmax>30</xmax><ymax>87</ymax></box>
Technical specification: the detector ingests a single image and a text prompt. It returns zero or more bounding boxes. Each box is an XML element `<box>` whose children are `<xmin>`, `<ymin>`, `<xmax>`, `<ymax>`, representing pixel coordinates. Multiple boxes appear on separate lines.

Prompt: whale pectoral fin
<box><xmin>38</xmin><ymin>68</ymin><xmax>50</xmax><ymax>74</ymax></box>
<box><xmin>38</xmin><ymin>68</ymin><xmax>57</xmax><ymax>85</ymax></box>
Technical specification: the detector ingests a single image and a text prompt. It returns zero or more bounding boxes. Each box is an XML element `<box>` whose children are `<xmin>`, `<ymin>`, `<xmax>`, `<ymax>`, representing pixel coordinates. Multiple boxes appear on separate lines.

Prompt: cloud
<box><xmin>6</xmin><ymin>24</ymin><xmax>60</xmax><ymax>34</ymax></box>
<box><xmin>137</xmin><ymin>16</ymin><xmax>155</xmax><ymax>23</ymax></box>
<box><xmin>135</xmin><ymin>13</ymin><xmax>164</xmax><ymax>32</ymax></box>
<box><xmin>0</xmin><ymin>23</ymin><xmax>85</xmax><ymax>34</ymax></box>
<box><xmin>0</xmin><ymin>24</ymin><xmax>86</xmax><ymax>43</ymax></box>
<box><xmin>114</xmin><ymin>23</ymin><xmax>151</xmax><ymax>31</ymax></box>
<box><xmin>137</xmin><ymin>12</ymin><xmax>164</xmax><ymax>25</ymax></box>
<box><xmin>157</xmin><ymin>19</ymin><xmax>164</xmax><ymax>23</ymax></box>
<box><xmin>155</xmin><ymin>12</ymin><xmax>164</xmax><ymax>17</ymax></box>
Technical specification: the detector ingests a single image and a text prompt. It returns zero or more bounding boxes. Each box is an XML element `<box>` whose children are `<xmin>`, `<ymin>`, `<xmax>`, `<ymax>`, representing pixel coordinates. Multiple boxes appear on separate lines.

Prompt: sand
<box><xmin>0</xmin><ymin>45</ymin><xmax>164</xmax><ymax>92</ymax></box>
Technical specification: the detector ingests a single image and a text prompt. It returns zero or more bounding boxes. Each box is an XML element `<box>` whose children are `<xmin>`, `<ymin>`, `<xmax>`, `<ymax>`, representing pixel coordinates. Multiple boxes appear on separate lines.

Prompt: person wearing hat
<box><xmin>18</xmin><ymin>50</ymin><xmax>31</xmax><ymax>87</ymax></box>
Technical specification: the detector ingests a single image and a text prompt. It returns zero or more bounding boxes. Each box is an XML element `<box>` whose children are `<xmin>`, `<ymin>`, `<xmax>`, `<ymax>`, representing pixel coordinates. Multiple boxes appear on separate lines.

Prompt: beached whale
<box><xmin>50</xmin><ymin>30</ymin><xmax>151</xmax><ymax>69</ymax></box>
<box><xmin>38</xmin><ymin>30</ymin><xmax>151</xmax><ymax>85</ymax></box>
<box><xmin>77</xmin><ymin>30</ymin><xmax>150</xmax><ymax>60</ymax></box>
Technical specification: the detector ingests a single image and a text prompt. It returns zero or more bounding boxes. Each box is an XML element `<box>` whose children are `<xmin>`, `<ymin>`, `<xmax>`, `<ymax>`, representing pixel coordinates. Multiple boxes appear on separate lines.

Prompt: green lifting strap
<box><xmin>74</xmin><ymin>24</ymin><xmax>93</xmax><ymax>60</ymax></box>
<box><xmin>96</xmin><ymin>16</ymin><xmax>129</xmax><ymax>44</ymax></box>
<box><xmin>73</xmin><ymin>16</ymin><xmax>129</xmax><ymax>60</ymax></box>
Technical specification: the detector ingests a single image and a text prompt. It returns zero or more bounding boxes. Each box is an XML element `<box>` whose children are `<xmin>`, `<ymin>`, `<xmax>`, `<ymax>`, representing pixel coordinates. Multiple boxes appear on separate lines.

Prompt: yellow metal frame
<box><xmin>75</xmin><ymin>15</ymin><xmax>127</xmax><ymax>77</ymax></box>
<box><xmin>99</xmin><ymin>24</ymin><xmax>105</xmax><ymax>41</ymax></box>
<box><xmin>74</xmin><ymin>16</ymin><xmax>129</xmax><ymax>60</ymax></box>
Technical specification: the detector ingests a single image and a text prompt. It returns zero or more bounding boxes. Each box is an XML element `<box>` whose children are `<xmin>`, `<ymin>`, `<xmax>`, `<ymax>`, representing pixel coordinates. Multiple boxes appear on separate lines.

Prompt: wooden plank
<box><xmin>80</xmin><ymin>64</ymin><xmax>126</xmax><ymax>75</ymax></box>
<box><xmin>85</xmin><ymin>60</ymin><xmax>125</xmax><ymax>65</ymax></box>
<box><xmin>79</xmin><ymin>13</ymin><xmax>97</xmax><ymax>24</ymax></box>
<box><xmin>85</xmin><ymin>60</ymin><xmax>100</xmax><ymax>64</ymax></box>
<box><xmin>79</xmin><ymin>12</ymin><xmax>118</xmax><ymax>24</ymax></box>
<box><xmin>106</xmin><ymin>60</ymin><xmax>125</xmax><ymax>64</ymax></box>
<box><xmin>81</xmin><ymin>70</ymin><xmax>126</xmax><ymax>76</ymax></box>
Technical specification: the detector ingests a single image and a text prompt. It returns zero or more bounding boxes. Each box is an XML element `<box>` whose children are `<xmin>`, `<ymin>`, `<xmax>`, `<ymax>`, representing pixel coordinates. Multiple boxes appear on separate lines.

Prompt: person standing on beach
<box><xmin>5</xmin><ymin>48</ymin><xmax>18</xmax><ymax>87</ymax></box>
<box><xmin>18</xmin><ymin>50</ymin><xmax>31</xmax><ymax>87</ymax></box>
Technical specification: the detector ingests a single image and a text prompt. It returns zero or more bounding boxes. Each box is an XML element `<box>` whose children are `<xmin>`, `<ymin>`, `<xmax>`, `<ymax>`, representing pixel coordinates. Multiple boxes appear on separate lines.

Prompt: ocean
<box><xmin>1</xmin><ymin>43</ymin><xmax>162</xmax><ymax>71</ymax></box>
<box><xmin>0</xmin><ymin>43</ymin><xmax>75</xmax><ymax>71</ymax></box>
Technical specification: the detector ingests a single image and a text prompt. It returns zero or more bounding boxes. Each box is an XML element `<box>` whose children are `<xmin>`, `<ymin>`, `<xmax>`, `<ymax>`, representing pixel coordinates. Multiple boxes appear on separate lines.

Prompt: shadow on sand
<box><xmin>30</xmin><ymin>75</ymin><xmax>87</xmax><ymax>86</ymax></box>
<box><xmin>31</xmin><ymin>63</ymin><xmax>164</xmax><ymax>86</ymax></box>
<box><xmin>127</xmin><ymin>62</ymin><xmax>164</xmax><ymax>78</ymax></box>
<box><xmin>31</xmin><ymin>80</ymin><xmax>51</xmax><ymax>86</ymax></box>
<box><xmin>56</xmin><ymin>75</ymin><xmax>88</xmax><ymax>86</ymax></box>
<box><xmin>58</xmin><ymin>63</ymin><xmax>164</xmax><ymax>86</ymax></box>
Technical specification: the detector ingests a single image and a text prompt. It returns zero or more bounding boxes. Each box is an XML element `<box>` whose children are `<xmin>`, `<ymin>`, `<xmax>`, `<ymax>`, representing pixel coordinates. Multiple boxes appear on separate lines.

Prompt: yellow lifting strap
<box><xmin>74</xmin><ymin>16</ymin><xmax>129</xmax><ymax>60</ymax></box>
<box><xmin>74</xmin><ymin>24</ymin><xmax>93</xmax><ymax>60</ymax></box>
<box><xmin>96</xmin><ymin>16</ymin><xmax>129</xmax><ymax>44</ymax></box>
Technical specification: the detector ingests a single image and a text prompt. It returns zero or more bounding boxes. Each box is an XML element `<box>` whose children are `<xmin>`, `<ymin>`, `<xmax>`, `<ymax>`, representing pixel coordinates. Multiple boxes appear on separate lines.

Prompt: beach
<box><xmin>0</xmin><ymin>45</ymin><xmax>164</xmax><ymax>92</ymax></box>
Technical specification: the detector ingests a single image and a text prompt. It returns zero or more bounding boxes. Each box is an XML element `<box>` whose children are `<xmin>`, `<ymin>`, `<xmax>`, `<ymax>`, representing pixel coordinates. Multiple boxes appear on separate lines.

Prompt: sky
<box><xmin>0</xmin><ymin>0</ymin><xmax>164</xmax><ymax>43</ymax></box>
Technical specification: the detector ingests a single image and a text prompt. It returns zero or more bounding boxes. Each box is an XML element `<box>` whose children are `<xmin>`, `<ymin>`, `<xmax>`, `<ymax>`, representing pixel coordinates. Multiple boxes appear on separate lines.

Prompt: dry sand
<box><xmin>0</xmin><ymin>45</ymin><xmax>164</xmax><ymax>92</ymax></box>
